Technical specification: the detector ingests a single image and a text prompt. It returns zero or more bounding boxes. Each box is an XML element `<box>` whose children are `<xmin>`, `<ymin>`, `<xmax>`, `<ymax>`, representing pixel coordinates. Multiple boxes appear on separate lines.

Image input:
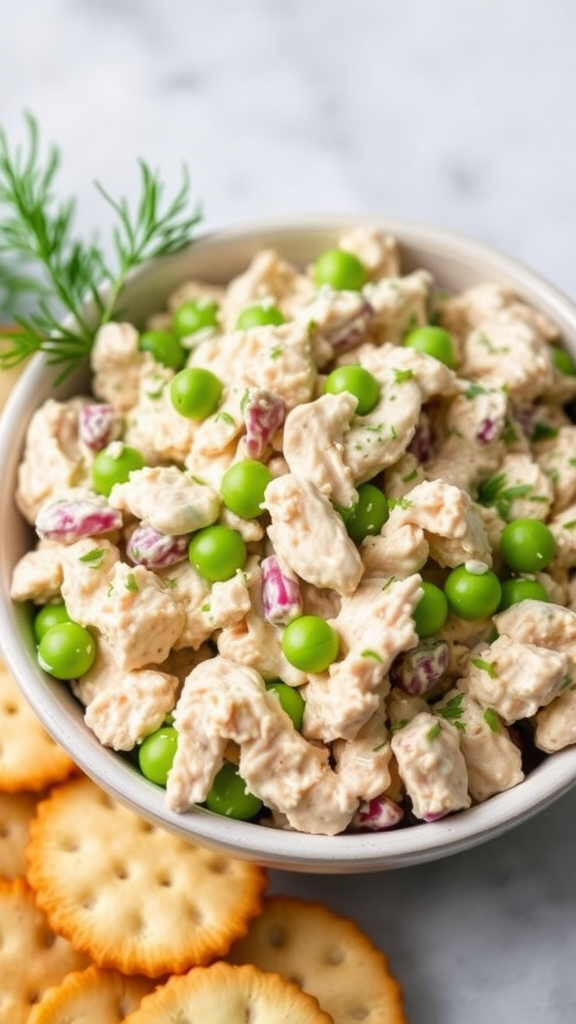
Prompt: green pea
<box><xmin>281</xmin><ymin>615</ymin><xmax>339</xmax><ymax>673</ymax></box>
<box><xmin>188</xmin><ymin>525</ymin><xmax>246</xmax><ymax>583</ymax></box>
<box><xmin>38</xmin><ymin>622</ymin><xmax>97</xmax><ymax>680</ymax></box>
<box><xmin>500</xmin><ymin>518</ymin><xmax>556</xmax><ymax>573</ymax></box>
<box><xmin>172</xmin><ymin>298</ymin><xmax>220</xmax><ymax>338</ymax></box>
<box><xmin>220</xmin><ymin>460</ymin><xmax>273</xmax><ymax>519</ymax></box>
<box><xmin>91</xmin><ymin>443</ymin><xmax>145</xmax><ymax>497</ymax></box>
<box><xmin>236</xmin><ymin>303</ymin><xmax>285</xmax><ymax>329</ymax></box>
<box><xmin>498</xmin><ymin>578</ymin><xmax>550</xmax><ymax>611</ymax></box>
<box><xmin>338</xmin><ymin>483</ymin><xmax>388</xmax><ymax>544</ymax></box>
<box><xmin>551</xmin><ymin>346</ymin><xmax>576</xmax><ymax>377</ymax></box>
<box><xmin>403</xmin><ymin>326</ymin><xmax>457</xmax><ymax>369</ymax></box>
<box><xmin>266</xmin><ymin>680</ymin><xmax>305</xmax><ymax>731</ymax></box>
<box><xmin>33</xmin><ymin>602</ymin><xmax>71</xmax><ymax>643</ymax></box>
<box><xmin>323</xmin><ymin>365</ymin><xmax>380</xmax><ymax>416</ymax></box>
<box><xmin>205</xmin><ymin>761</ymin><xmax>263</xmax><ymax>820</ymax></box>
<box><xmin>413</xmin><ymin>582</ymin><xmax>448</xmax><ymax>638</ymax></box>
<box><xmin>444</xmin><ymin>565</ymin><xmax>502</xmax><ymax>621</ymax></box>
<box><xmin>138</xmin><ymin>726</ymin><xmax>178</xmax><ymax>786</ymax></box>
<box><xmin>138</xmin><ymin>329</ymin><xmax>186</xmax><ymax>370</ymax></box>
<box><xmin>170</xmin><ymin>368</ymin><xmax>223</xmax><ymax>420</ymax></box>
<box><xmin>313</xmin><ymin>248</ymin><xmax>367</xmax><ymax>291</ymax></box>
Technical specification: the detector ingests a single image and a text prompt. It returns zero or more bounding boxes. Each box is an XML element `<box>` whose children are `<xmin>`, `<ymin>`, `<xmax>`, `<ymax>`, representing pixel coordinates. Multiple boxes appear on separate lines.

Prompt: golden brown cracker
<box><xmin>26</xmin><ymin>776</ymin><xmax>268</xmax><ymax>978</ymax></box>
<box><xmin>228</xmin><ymin>894</ymin><xmax>408</xmax><ymax>1024</ymax></box>
<box><xmin>0</xmin><ymin>659</ymin><xmax>76</xmax><ymax>792</ymax></box>
<box><xmin>0</xmin><ymin>789</ymin><xmax>41</xmax><ymax>879</ymax></box>
<box><xmin>26</xmin><ymin>965</ymin><xmax>156</xmax><ymax>1024</ymax></box>
<box><xmin>0</xmin><ymin>876</ymin><xmax>89</xmax><ymax>1024</ymax></box>
<box><xmin>121</xmin><ymin>961</ymin><xmax>333</xmax><ymax>1024</ymax></box>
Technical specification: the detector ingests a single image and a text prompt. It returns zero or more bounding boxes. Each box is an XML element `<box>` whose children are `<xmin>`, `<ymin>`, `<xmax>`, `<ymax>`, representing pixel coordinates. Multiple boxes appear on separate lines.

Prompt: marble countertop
<box><xmin>2</xmin><ymin>1</ymin><xmax>576</xmax><ymax>1020</ymax></box>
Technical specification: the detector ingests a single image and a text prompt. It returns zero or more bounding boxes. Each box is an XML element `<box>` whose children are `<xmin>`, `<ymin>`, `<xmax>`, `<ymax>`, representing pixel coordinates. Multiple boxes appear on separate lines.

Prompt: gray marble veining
<box><xmin>2</xmin><ymin>1</ymin><xmax>576</xmax><ymax>1020</ymax></box>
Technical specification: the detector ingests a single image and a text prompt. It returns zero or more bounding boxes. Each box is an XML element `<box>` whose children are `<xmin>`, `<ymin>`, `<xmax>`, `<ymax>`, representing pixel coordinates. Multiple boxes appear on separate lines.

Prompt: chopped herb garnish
<box><xmin>200</xmin><ymin>602</ymin><xmax>211</xmax><ymax>613</ymax></box>
<box><xmin>427</xmin><ymin>722</ymin><xmax>442</xmax><ymax>741</ymax></box>
<box><xmin>269</xmin><ymin>344</ymin><xmax>283</xmax><ymax>360</ymax></box>
<box><xmin>78</xmin><ymin>547</ymin><xmax>107</xmax><ymax>569</ymax></box>
<box><xmin>402</xmin><ymin>469</ymin><xmax>418</xmax><ymax>484</ymax></box>
<box><xmin>436</xmin><ymin>692</ymin><xmax>466</xmax><ymax>731</ymax></box>
<box><xmin>390</xmin><ymin>718</ymin><xmax>409</xmax><ymax>733</ymax></box>
<box><xmin>215</xmin><ymin>410</ymin><xmax>236</xmax><ymax>426</ymax></box>
<box><xmin>393</xmin><ymin>368</ymin><xmax>414</xmax><ymax>384</ymax></box>
<box><xmin>476</xmin><ymin>332</ymin><xmax>508</xmax><ymax>355</ymax></box>
<box><xmin>562</xmin><ymin>519</ymin><xmax>576</xmax><ymax>530</ymax></box>
<box><xmin>560</xmin><ymin>674</ymin><xmax>573</xmax><ymax>690</ymax></box>
<box><xmin>125</xmin><ymin>573</ymin><xmax>139</xmax><ymax>593</ymax></box>
<box><xmin>382</xmin><ymin>576</ymin><xmax>397</xmax><ymax>591</ymax></box>
<box><xmin>240</xmin><ymin>387</ymin><xmax>251</xmax><ymax>413</ymax></box>
<box><xmin>471</xmin><ymin>657</ymin><xmax>498</xmax><ymax>679</ymax></box>
<box><xmin>390</xmin><ymin>424</ymin><xmax>398</xmax><ymax>440</ymax></box>
<box><xmin>501</xmin><ymin>420</ymin><xmax>519</xmax><ymax>445</ymax></box>
<box><xmin>464</xmin><ymin>382</ymin><xmax>490</xmax><ymax>399</ymax></box>
<box><xmin>483</xmin><ymin>708</ymin><xmax>500</xmax><ymax>732</ymax></box>
<box><xmin>106</xmin><ymin>583</ymin><xmax>114</xmax><ymax>597</ymax></box>
<box><xmin>372</xmin><ymin>741</ymin><xmax>387</xmax><ymax>752</ymax></box>
<box><xmin>361</xmin><ymin>649</ymin><xmax>384</xmax><ymax>663</ymax></box>
<box><xmin>387</xmin><ymin>496</ymin><xmax>413</xmax><ymax>510</ymax></box>
<box><xmin>477</xmin><ymin>473</ymin><xmax>533</xmax><ymax>521</ymax></box>
<box><xmin>163</xmin><ymin>578</ymin><xmax>178</xmax><ymax>589</ymax></box>
<box><xmin>531</xmin><ymin>422</ymin><xmax>559</xmax><ymax>442</ymax></box>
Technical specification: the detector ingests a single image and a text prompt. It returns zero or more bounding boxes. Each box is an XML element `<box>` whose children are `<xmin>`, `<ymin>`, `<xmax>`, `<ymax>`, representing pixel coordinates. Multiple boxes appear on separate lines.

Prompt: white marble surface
<box><xmin>2</xmin><ymin>1</ymin><xmax>576</xmax><ymax>1020</ymax></box>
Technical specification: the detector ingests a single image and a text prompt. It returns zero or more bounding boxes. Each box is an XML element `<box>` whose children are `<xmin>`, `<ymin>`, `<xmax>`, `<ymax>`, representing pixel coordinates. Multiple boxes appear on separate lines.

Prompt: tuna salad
<box><xmin>10</xmin><ymin>227</ymin><xmax>576</xmax><ymax>836</ymax></box>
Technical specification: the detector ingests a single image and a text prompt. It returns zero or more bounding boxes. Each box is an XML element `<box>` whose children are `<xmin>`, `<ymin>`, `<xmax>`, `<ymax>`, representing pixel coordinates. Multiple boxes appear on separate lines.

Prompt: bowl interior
<box><xmin>2</xmin><ymin>215</ymin><xmax>576</xmax><ymax>872</ymax></box>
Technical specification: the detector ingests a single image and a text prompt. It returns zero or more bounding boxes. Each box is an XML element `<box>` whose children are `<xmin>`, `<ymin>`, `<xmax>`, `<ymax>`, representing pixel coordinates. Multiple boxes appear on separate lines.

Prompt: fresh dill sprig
<box><xmin>0</xmin><ymin>114</ymin><xmax>201</xmax><ymax>381</ymax></box>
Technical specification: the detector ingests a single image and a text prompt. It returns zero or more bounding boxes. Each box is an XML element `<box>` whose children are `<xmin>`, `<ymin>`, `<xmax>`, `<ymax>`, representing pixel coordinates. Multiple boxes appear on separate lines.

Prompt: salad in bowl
<box><xmin>1</xmin><ymin>121</ymin><xmax>576</xmax><ymax>871</ymax></box>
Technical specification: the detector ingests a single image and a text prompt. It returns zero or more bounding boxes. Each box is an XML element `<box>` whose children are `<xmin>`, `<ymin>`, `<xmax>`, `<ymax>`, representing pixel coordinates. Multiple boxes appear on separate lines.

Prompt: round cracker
<box><xmin>26</xmin><ymin>776</ymin><xmax>268</xmax><ymax>978</ymax></box>
<box><xmin>0</xmin><ymin>876</ymin><xmax>89</xmax><ymax>1024</ymax></box>
<box><xmin>121</xmin><ymin>962</ymin><xmax>333</xmax><ymax>1023</ymax></box>
<box><xmin>0</xmin><ymin>660</ymin><xmax>76</xmax><ymax>792</ymax></box>
<box><xmin>0</xmin><ymin>789</ymin><xmax>41</xmax><ymax>879</ymax></box>
<box><xmin>228</xmin><ymin>894</ymin><xmax>408</xmax><ymax>1024</ymax></box>
<box><xmin>26</xmin><ymin>965</ymin><xmax>156</xmax><ymax>1023</ymax></box>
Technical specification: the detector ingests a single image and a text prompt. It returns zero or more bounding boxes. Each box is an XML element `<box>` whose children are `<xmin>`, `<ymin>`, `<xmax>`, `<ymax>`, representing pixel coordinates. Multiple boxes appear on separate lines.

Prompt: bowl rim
<box><xmin>2</xmin><ymin>213</ymin><xmax>576</xmax><ymax>873</ymax></box>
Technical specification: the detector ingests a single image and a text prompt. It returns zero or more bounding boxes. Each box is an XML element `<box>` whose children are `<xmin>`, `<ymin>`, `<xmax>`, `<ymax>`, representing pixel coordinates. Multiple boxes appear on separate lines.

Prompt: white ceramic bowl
<box><xmin>2</xmin><ymin>216</ymin><xmax>576</xmax><ymax>873</ymax></box>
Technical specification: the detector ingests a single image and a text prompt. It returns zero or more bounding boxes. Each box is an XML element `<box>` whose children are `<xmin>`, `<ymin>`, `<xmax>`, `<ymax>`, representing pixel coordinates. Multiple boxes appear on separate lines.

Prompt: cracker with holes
<box><xmin>0</xmin><ymin>789</ymin><xmax>41</xmax><ymax>879</ymax></box>
<box><xmin>0</xmin><ymin>659</ymin><xmax>76</xmax><ymax>792</ymax></box>
<box><xmin>26</xmin><ymin>965</ymin><xmax>156</xmax><ymax>1024</ymax></box>
<box><xmin>228</xmin><ymin>894</ymin><xmax>408</xmax><ymax>1024</ymax></box>
<box><xmin>0</xmin><ymin>876</ymin><xmax>89</xmax><ymax>1024</ymax></box>
<box><xmin>121</xmin><ymin>961</ymin><xmax>333</xmax><ymax>1024</ymax></box>
<box><xmin>26</xmin><ymin>776</ymin><xmax>268</xmax><ymax>977</ymax></box>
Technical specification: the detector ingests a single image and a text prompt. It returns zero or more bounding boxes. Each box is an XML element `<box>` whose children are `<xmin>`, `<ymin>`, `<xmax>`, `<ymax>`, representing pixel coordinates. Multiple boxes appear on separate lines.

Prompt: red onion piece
<box><xmin>476</xmin><ymin>418</ymin><xmax>501</xmax><ymax>444</ymax></box>
<box><xmin>391</xmin><ymin>640</ymin><xmax>449</xmax><ymax>696</ymax></box>
<box><xmin>36</xmin><ymin>498</ymin><xmax>123</xmax><ymax>543</ymax></box>
<box><xmin>242</xmin><ymin>389</ymin><xmax>285</xmax><ymax>459</ymax></box>
<box><xmin>126</xmin><ymin>523</ymin><xmax>190</xmax><ymax>570</ymax></box>
<box><xmin>351</xmin><ymin>795</ymin><xmax>404</xmax><ymax>831</ymax></box>
<box><xmin>79</xmin><ymin>403</ymin><xmax>121</xmax><ymax>451</ymax></box>
<box><xmin>261</xmin><ymin>554</ymin><xmax>302</xmax><ymax>625</ymax></box>
<box><xmin>325</xmin><ymin>297</ymin><xmax>374</xmax><ymax>352</ymax></box>
<box><xmin>408</xmin><ymin>411</ymin><xmax>433</xmax><ymax>463</ymax></box>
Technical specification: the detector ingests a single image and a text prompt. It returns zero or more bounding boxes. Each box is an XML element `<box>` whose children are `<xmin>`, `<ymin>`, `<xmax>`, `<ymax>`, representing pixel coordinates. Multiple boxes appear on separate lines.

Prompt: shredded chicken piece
<box><xmin>166</xmin><ymin>657</ymin><xmax>358</xmax><ymax>835</ymax></box>
<box><xmin>264</xmin><ymin>474</ymin><xmax>363</xmax><ymax>595</ymax></box>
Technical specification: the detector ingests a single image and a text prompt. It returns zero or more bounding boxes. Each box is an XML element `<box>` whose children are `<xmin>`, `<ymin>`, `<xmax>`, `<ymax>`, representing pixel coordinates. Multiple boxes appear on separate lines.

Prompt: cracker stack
<box><xmin>0</xmin><ymin>650</ymin><xmax>410</xmax><ymax>1023</ymax></box>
